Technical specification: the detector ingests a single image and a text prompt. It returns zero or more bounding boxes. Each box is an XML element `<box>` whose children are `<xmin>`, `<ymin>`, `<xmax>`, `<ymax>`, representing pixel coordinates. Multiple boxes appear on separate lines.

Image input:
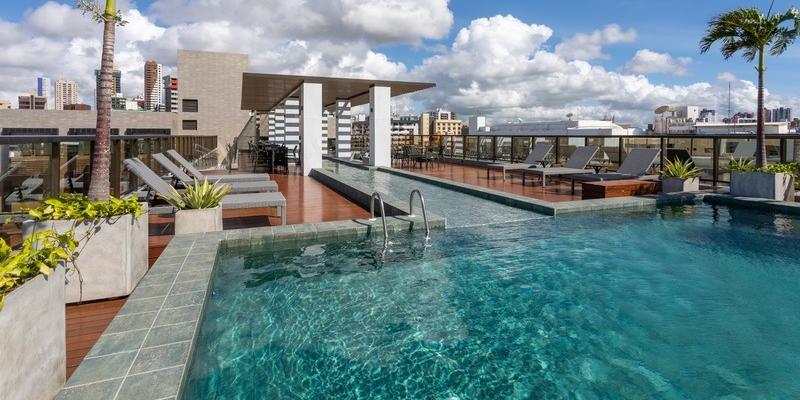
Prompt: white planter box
<box><xmin>0</xmin><ymin>268</ymin><xmax>65</xmax><ymax>400</ymax></box>
<box><xmin>662</xmin><ymin>177</ymin><xmax>700</xmax><ymax>193</ymax></box>
<box><xmin>22</xmin><ymin>209</ymin><xmax>148</xmax><ymax>303</ymax></box>
<box><xmin>730</xmin><ymin>171</ymin><xmax>795</xmax><ymax>201</ymax></box>
<box><xmin>174</xmin><ymin>206</ymin><xmax>223</xmax><ymax>235</ymax></box>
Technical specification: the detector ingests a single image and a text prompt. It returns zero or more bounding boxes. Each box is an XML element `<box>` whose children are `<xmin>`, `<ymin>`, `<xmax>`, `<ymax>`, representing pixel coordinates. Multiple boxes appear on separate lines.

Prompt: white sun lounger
<box><xmin>510</xmin><ymin>146</ymin><xmax>599</xmax><ymax>187</ymax></box>
<box><xmin>153</xmin><ymin>153</ymin><xmax>277</xmax><ymax>194</ymax></box>
<box><xmin>569</xmin><ymin>148</ymin><xmax>661</xmax><ymax>194</ymax></box>
<box><xmin>486</xmin><ymin>143</ymin><xmax>553</xmax><ymax>180</ymax></box>
<box><xmin>124</xmin><ymin>158</ymin><xmax>286</xmax><ymax>225</ymax></box>
<box><xmin>165</xmin><ymin>149</ymin><xmax>269</xmax><ymax>183</ymax></box>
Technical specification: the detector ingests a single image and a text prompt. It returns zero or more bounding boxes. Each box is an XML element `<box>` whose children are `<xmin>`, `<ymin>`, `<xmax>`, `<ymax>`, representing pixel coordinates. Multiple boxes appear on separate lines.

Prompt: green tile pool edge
<box><xmin>57</xmin><ymin>215</ymin><xmax>443</xmax><ymax>400</ymax></box>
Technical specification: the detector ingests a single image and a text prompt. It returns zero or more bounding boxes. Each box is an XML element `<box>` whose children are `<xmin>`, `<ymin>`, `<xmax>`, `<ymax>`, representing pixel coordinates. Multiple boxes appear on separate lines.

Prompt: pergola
<box><xmin>240</xmin><ymin>73</ymin><xmax>435</xmax><ymax>175</ymax></box>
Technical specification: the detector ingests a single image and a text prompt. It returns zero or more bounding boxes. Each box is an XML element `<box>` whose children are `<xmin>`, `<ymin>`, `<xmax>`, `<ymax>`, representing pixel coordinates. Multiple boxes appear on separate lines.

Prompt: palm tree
<box><xmin>700</xmin><ymin>3</ymin><xmax>800</xmax><ymax>167</ymax></box>
<box><xmin>76</xmin><ymin>0</ymin><xmax>126</xmax><ymax>200</ymax></box>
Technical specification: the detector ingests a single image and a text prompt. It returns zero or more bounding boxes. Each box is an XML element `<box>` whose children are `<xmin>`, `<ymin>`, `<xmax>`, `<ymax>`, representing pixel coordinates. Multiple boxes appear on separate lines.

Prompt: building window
<box><xmin>182</xmin><ymin>120</ymin><xmax>198</xmax><ymax>131</ymax></box>
<box><xmin>182</xmin><ymin>99</ymin><xmax>198</xmax><ymax>112</ymax></box>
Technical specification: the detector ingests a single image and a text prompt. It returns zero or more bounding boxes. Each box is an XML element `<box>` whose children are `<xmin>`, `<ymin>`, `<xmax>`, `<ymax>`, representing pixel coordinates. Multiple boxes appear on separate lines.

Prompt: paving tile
<box><xmin>169</xmin><ymin>279</ymin><xmax>208</xmax><ymax>295</ymax></box>
<box><xmin>130</xmin><ymin>342</ymin><xmax>191</xmax><ymax>375</ymax></box>
<box><xmin>56</xmin><ymin>378</ymin><xmax>123</xmax><ymax>400</ymax></box>
<box><xmin>86</xmin><ymin>329</ymin><xmax>148</xmax><ymax>358</ymax></box>
<box><xmin>66</xmin><ymin>351</ymin><xmax>137</xmax><ymax>386</ymax></box>
<box><xmin>105</xmin><ymin>312</ymin><xmax>157</xmax><ymax>334</ymax></box>
<box><xmin>136</xmin><ymin>272</ymin><xmax>178</xmax><ymax>288</ymax></box>
<box><xmin>175</xmin><ymin>269</ymin><xmax>212</xmax><ymax>283</ymax></box>
<box><xmin>143</xmin><ymin>321</ymin><xmax>197</xmax><ymax>348</ymax></box>
<box><xmin>117</xmin><ymin>297</ymin><xmax>165</xmax><ymax>316</ymax></box>
<box><xmin>163</xmin><ymin>290</ymin><xmax>206</xmax><ymax>309</ymax></box>
<box><xmin>128</xmin><ymin>283</ymin><xmax>172</xmax><ymax>300</ymax></box>
<box><xmin>115</xmin><ymin>366</ymin><xmax>183</xmax><ymax>400</ymax></box>
<box><xmin>154</xmin><ymin>305</ymin><xmax>202</xmax><ymax>326</ymax></box>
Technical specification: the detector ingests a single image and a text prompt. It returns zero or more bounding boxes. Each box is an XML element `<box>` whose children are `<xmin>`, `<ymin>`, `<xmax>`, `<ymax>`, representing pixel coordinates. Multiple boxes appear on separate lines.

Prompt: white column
<box><xmin>299</xmin><ymin>82</ymin><xmax>323</xmax><ymax>175</ymax></box>
<box><xmin>335</xmin><ymin>99</ymin><xmax>352</xmax><ymax>159</ymax></box>
<box><xmin>369</xmin><ymin>86</ymin><xmax>391</xmax><ymax>167</ymax></box>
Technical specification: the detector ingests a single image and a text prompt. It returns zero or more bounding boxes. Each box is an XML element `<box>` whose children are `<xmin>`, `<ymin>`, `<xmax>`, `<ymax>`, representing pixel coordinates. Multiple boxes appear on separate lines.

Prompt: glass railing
<box><xmin>0</xmin><ymin>135</ymin><xmax>218</xmax><ymax>213</ymax></box>
<box><xmin>388</xmin><ymin>133</ymin><xmax>800</xmax><ymax>186</ymax></box>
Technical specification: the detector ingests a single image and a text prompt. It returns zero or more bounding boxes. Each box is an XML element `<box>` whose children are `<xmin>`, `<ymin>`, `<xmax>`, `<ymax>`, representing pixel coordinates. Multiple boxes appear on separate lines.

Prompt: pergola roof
<box><xmin>240</xmin><ymin>73</ymin><xmax>435</xmax><ymax>112</ymax></box>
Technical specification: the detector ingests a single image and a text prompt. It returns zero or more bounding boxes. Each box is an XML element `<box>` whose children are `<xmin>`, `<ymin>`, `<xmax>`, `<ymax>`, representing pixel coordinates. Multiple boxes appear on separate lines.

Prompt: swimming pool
<box><xmin>185</xmin><ymin>204</ymin><xmax>800</xmax><ymax>399</ymax></box>
<box><xmin>323</xmin><ymin>161</ymin><xmax>546</xmax><ymax>227</ymax></box>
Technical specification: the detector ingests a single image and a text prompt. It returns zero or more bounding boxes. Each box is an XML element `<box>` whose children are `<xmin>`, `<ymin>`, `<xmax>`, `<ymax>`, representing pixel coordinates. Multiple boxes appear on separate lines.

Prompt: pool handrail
<box><xmin>408</xmin><ymin>189</ymin><xmax>430</xmax><ymax>239</ymax></box>
<box><xmin>369</xmin><ymin>192</ymin><xmax>389</xmax><ymax>247</ymax></box>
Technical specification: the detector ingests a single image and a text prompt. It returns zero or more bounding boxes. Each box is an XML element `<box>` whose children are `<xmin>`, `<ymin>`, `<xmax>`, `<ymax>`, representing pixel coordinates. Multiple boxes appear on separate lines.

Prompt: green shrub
<box><xmin>0</xmin><ymin>230</ymin><xmax>77</xmax><ymax>311</ymax></box>
<box><xmin>159</xmin><ymin>179</ymin><xmax>230</xmax><ymax>210</ymax></box>
<box><xmin>763</xmin><ymin>162</ymin><xmax>799</xmax><ymax>179</ymax></box>
<box><xmin>27</xmin><ymin>194</ymin><xmax>142</xmax><ymax>221</ymax></box>
<box><xmin>726</xmin><ymin>157</ymin><xmax>756</xmax><ymax>173</ymax></box>
<box><xmin>662</xmin><ymin>158</ymin><xmax>702</xmax><ymax>179</ymax></box>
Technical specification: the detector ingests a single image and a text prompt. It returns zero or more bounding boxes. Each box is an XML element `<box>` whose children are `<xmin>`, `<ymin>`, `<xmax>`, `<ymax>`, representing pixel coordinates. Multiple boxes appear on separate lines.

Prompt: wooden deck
<box><xmin>395</xmin><ymin>160</ymin><xmax>583</xmax><ymax>202</ymax></box>
<box><xmin>66</xmin><ymin>165</ymin><xmax>369</xmax><ymax>378</ymax></box>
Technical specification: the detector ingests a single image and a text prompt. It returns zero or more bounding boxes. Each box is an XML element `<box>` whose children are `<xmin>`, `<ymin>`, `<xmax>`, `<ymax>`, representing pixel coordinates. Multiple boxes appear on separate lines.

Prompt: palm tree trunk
<box><xmin>87</xmin><ymin>15</ymin><xmax>115</xmax><ymax>200</ymax></box>
<box><xmin>755</xmin><ymin>47</ymin><xmax>767</xmax><ymax>168</ymax></box>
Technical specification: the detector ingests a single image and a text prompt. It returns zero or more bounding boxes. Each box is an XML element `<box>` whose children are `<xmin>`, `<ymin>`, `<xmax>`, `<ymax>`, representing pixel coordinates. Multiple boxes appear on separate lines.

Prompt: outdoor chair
<box><xmin>153</xmin><ymin>153</ymin><xmax>278</xmax><ymax>194</ymax></box>
<box><xmin>124</xmin><ymin>158</ymin><xmax>286</xmax><ymax>225</ymax></box>
<box><xmin>509</xmin><ymin>145</ymin><xmax>599</xmax><ymax>187</ymax></box>
<box><xmin>486</xmin><ymin>143</ymin><xmax>553</xmax><ymax>180</ymax></box>
<box><xmin>569</xmin><ymin>148</ymin><xmax>662</xmax><ymax>194</ymax></box>
<box><xmin>166</xmin><ymin>149</ymin><xmax>269</xmax><ymax>183</ymax></box>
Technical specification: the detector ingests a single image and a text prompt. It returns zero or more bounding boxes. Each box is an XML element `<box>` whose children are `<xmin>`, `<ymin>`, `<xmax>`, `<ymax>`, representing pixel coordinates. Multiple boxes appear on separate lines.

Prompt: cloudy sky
<box><xmin>1</xmin><ymin>0</ymin><xmax>799</xmax><ymax>126</ymax></box>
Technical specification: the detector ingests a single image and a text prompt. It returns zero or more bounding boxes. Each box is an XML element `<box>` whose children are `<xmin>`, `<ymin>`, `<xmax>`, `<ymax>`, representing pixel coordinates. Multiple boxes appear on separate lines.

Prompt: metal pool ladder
<box><xmin>408</xmin><ymin>189</ymin><xmax>431</xmax><ymax>239</ymax></box>
<box><xmin>370</xmin><ymin>192</ymin><xmax>389</xmax><ymax>246</ymax></box>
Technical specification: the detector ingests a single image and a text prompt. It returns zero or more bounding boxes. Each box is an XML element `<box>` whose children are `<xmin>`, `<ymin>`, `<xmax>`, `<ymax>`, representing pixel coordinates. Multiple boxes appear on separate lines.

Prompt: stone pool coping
<box><xmin>57</xmin><ymin>215</ymin><xmax>442</xmax><ymax>400</ymax></box>
<box><xmin>377</xmin><ymin>166</ymin><xmax>703</xmax><ymax>215</ymax></box>
<box><xmin>703</xmin><ymin>193</ymin><xmax>800</xmax><ymax>215</ymax></box>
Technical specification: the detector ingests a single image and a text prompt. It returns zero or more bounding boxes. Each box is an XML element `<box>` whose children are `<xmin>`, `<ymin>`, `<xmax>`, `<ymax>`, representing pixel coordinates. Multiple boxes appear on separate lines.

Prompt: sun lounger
<box><xmin>165</xmin><ymin>149</ymin><xmax>269</xmax><ymax>183</ymax></box>
<box><xmin>486</xmin><ymin>143</ymin><xmax>553</xmax><ymax>180</ymax></box>
<box><xmin>153</xmin><ymin>153</ymin><xmax>277</xmax><ymax>194</ymax></box>
<box><xmin>731</xmin><ymin>141</ymin><xmax>756</xmax><ymax>160</ymax></box>
<box><xmin>569</xmin><ymin>148</ymin><xmax>661</xmax><ymax>194</ymax></box>
<box><xmin>510</xmin><ymin>145</ymin><xmax>599</xmax><ymax>187</ymax></box>
<box><xmin>124</xmin><ymin>158</ymin><xmax>286</xmax><ymax>225</ymax></box>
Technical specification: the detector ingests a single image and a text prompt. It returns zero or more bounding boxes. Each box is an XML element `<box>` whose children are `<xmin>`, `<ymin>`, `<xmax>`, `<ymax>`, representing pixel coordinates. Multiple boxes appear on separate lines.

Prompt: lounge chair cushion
<box><xmin>221</xmin><ymin>192</ymin><xmax>286</xmax><ymax>210</ymax></box>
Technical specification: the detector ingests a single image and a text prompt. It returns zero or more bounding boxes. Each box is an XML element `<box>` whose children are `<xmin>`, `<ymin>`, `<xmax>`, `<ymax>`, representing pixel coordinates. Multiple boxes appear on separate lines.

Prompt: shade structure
<box><xmin>240</xmin><ymin>73</ymin><xmax>435</xmax><ymax>112</ymax></box>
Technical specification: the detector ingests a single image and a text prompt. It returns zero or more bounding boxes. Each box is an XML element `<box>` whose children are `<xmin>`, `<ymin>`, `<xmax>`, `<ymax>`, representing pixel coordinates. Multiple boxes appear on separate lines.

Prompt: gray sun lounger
<box><xmin>124</xmin><ymin>158</ymin><xmax>286</xmax><ymax>225</ymax></box>
<box><xmin>165</xmin><ymin>149</ymin><xmax>269</xmax><ymax>183</ymax></box>
<box><xmin>569</xmin><ymin>148</ymin><xmax>661</xmax><ymax>194</ymax></box>
<box><xmin>510</xmin><ymin>145</ymin><xmax>599</xmax><ymax>187</ymax></box>
<box><xmin>486</xmin><ymin>143</ymin><xmax>553</xmax><ymax>180</ymax></box>
<box><xmin>153</xmin><ymin>153</ymin><xmax>277</xmax><ymax>194</ymax></box>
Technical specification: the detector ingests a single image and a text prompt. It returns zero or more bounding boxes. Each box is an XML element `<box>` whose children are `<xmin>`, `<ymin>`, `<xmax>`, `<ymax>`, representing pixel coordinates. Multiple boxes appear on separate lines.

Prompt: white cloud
<box><xmin>555</xmin><ymin>24</ymin><xmax>637</xmax><ymax>61</ymax></box>
<box><xmin>624</xmin><ymin>49</ymin><xmax>692</xmax><ymax>76</ymax></box>
<box><xmin>0</xmin><ymin>3</ymin><xmax>797</xmax><ymax>126</ymax></box>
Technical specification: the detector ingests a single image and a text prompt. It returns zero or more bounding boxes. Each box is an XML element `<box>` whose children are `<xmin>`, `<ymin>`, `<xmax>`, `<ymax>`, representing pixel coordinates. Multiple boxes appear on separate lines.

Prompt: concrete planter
<box><xmin>22</xmin><ymin>209</ymin><xmax>148</xmax><ymax>304</ymax></box>
<box><xmin>662</xmin><ymin>177</ymin><xmax>700</xmax><ymax>193</ymax></box>
<box><xmin>730</xmin><ymin>171</ymin><xmax>795</xmax><ymax>201</ymax></box>
<box><xmin>0</xmin><ymin>268</ymin><xmax>65</xmax><ymax>400</ymax></box>
<box><xmin>174</xmin><ymin>206</ymin><xmax>223</xmax><ymax>235</ymax></box>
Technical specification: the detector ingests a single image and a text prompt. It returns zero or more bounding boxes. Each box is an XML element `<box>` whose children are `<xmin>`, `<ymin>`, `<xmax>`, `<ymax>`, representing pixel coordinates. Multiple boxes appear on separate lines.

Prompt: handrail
<box><xmin>369</xmin><ymin>192</ymin><xmax>389</xmax><ymax>247</ymax></box>
<box><xmin>408</xmin><ymin>189</ymin><xmax>430</xmax><ymax>238</ymax></box>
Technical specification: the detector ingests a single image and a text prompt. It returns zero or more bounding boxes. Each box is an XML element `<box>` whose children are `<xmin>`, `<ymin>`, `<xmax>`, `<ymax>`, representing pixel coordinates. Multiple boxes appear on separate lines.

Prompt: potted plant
<box><xmin>22</xmin><ymin>194</ymin><xmax>147</xmax><ymax>303</ymax></box>
<box><xmin>161</xmin><ymin>179</ymin><xmax>230</xmax><ymax>235</ymax></box>
<box><xmin>0</xmin><ymin>230</ymin><xmax>76</xmax><ymax>400</ymax></box>
<box><xmin>728</xmin><ymin>158</ymin><xmax>797</xmax><ymax>201</ymax></box>
<box><xmin>661</xmin><ymin>158</ymin><xmax>702</xmax><ymax>193</ymax></box>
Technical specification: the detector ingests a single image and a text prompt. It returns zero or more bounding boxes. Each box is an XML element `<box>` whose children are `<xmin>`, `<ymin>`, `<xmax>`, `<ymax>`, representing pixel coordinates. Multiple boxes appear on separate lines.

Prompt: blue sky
<box><xmin>1</xmin><ymin>0</ymin><xmax>798</xmax><ymax>124</ymax></box>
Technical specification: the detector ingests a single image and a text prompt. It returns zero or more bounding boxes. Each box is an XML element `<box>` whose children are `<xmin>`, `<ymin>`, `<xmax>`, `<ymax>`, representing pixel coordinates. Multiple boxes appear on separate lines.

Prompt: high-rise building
<box><xmin>95</xmin><ymin>67</ymin><xmax>122</xmax><ymax>97</ymax></box>
<box><xmin>55</xmin><ymin>80</ymin><xmax>79</xmax><ymax>111</ymax></box>
<box><xmin>144</xmin><ymin>61</ymin><xmax>163</xmax><ymax>111</ymax></box>
<box><xmin>163</xmin><ymin>75</ymin><xmax>179</xmax><ymax>112</ymax></box>
<box><xmin>37</xmin><ymin>77</ymin><xmax>53</xmax><ymax>109</ymax></box>
<box><xmin>18</xmin><ymin>94</ymin><xmax>47</xmax><ymax>110</ymax></box>
<box><xmin>767</xmin><ymin>107</ymin><xmax>792</xmax><ymax>123</ymax></box>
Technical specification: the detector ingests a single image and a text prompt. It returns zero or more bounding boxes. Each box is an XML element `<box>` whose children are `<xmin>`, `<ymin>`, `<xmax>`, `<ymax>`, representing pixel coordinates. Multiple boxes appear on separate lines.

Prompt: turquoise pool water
<box><xmin>185</xmin><ymin>204</ymin><xmax>800</xmax><ymax>399</ymax></box>
<box><xmin>323</xmin><ymin>161</ymin><xmax>546</xmax><ymax>227</ymax></box>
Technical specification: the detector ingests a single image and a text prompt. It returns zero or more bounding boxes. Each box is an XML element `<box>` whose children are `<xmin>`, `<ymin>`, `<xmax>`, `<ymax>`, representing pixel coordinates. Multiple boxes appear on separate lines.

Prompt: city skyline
<box><xmin>1</xmin><ymin>1</ymin><xmax>799</xmax><ymax>125</ymax></box>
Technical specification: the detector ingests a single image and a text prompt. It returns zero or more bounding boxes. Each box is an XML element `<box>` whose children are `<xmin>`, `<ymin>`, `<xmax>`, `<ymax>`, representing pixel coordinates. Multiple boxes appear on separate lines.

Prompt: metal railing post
<box><xmin>712</xmin><ymin>138</ymin><xmax>719</xmax><ymax>187</ymax></box>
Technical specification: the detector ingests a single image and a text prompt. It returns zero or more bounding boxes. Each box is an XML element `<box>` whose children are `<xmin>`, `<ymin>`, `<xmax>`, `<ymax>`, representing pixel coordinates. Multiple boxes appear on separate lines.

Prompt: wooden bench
<box><xmin>581</xmin><ymin>179</ymin><xmax>660</xmax><ymax>200</ymax></box>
